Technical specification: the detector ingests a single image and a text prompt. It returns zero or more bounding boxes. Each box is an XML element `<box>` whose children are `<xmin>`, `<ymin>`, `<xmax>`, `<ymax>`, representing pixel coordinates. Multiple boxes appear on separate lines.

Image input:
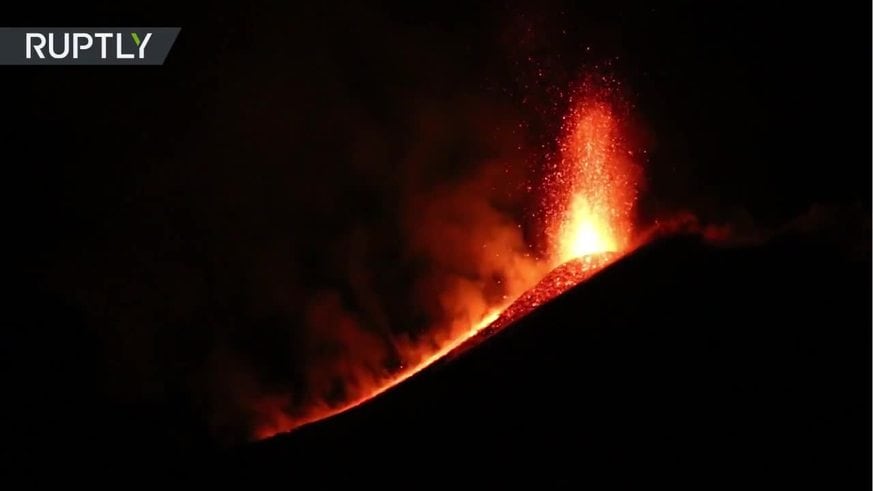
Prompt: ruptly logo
<box><xmin>0</xmin><ymin>28</ymin><xmax>180</xmax><ymax>65</ymax></box>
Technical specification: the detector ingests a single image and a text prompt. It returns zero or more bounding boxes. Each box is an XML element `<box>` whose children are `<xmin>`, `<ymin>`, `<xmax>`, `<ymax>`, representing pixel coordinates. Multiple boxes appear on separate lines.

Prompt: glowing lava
<box><xmin>255</xmin><ymin>89</ymin><xmax>640</xmax><ymax>440</ymax></box>
<box><xmin>547</xmin><ymin>99</ymin><xmax>637</xmax><ymax>265</ymax></box>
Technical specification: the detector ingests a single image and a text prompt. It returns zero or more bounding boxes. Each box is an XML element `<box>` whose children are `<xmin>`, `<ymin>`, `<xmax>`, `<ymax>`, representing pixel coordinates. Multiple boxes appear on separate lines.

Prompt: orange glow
<box><xmin>547</xmin><ymin>99</ymin><xmax>636</xmax><ymax>266</ymax></box>
<box><xmin>255</xmin><ymin>308</ymin><xmax>503</xmax><ymax>440</ymax></box>
<box><xmin>253</xmin><ymin>86</ymin><xmax>641</xmax><ymax>440</ymax></box>
<box><xmin>561</xmin><ymin>195</ymin><xmax>618</xmax><ymax>257</ymax></box>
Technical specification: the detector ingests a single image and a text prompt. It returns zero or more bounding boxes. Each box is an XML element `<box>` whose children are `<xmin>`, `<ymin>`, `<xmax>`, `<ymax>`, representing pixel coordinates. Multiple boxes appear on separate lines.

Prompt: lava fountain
<box><xmin>547</xmin><ymin>99</ymin><xmax>637</xmax><ymax>264</ymax></box>
<box><xmin>478</xmin><ymin>96</ymin><xmax>640</xmax><ymax>340</ymax></box>
<box><xmin>254</xmin><ymin>88</ymin><xmax>641</xmax><ymax>439</ymax></box>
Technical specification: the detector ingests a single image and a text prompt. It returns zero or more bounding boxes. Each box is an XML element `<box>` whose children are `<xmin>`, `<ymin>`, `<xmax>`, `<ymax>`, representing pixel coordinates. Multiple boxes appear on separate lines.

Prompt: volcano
<box><xmin>249</xmin><ymin>92</ymin><xmax>642</xmax><ymax>439</ymax></box>
<box><xmin>209</xmin><ymin>227</ymin><xmax>870</xmax><ymax>488</ymax></box>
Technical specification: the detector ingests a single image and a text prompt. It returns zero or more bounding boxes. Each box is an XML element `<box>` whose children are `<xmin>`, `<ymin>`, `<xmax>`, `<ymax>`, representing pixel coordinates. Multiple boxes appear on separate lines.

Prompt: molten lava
<box><xmin>546</xmin><ymin>99</ymin><xmax>636</xmax><ymax>265</ymax></box>
<box><xmin>255</xmin><ymin>90</ymin><xmax>640</xmax><ymax>440</ymax></box>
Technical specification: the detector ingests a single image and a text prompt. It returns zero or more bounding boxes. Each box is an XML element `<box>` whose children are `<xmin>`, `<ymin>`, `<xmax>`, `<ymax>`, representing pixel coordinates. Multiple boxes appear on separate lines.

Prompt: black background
<box><xmin>3</xmin><ymin>0</ymin><xmax>870</xmax><ymax>483</ymax></box>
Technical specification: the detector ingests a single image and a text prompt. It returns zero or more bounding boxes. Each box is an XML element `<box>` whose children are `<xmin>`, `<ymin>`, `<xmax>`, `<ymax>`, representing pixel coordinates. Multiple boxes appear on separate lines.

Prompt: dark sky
<box><xmin>9</xmin><ymin>2</ymin><xmax>871</xmax><ymax>252</ymax></box>
<box><xmin>4</xmin><ymin>0</ymin><xmax>870</xmax><ymax>464</ymax></box>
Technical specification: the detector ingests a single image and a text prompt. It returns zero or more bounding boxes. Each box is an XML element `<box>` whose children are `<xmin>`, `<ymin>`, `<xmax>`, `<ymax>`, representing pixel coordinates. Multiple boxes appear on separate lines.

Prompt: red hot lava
<box><xmin>254</xmin><ymin>87</ymin><xmax>642</xmax><ymax>439</ymax></box>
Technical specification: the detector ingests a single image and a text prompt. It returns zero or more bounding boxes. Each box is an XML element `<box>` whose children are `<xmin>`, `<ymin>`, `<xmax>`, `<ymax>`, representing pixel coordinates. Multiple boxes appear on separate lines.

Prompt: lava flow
<box><xmin>254</xmin><ymin>90</ymin><xmax>640</xmax><ymax>440</ymax></box>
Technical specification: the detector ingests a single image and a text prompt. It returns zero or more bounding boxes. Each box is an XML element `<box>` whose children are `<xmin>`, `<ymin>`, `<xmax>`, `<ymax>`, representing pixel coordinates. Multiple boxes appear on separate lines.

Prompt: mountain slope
<box><xmin>214</xmin><ymin>231</ymin><xmax>870</xmax><ymax>488</ymax></box>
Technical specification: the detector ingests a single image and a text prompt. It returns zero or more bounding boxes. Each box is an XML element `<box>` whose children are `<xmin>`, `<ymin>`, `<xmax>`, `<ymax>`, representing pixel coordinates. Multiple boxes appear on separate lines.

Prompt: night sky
<box><xmin>4</xmin><ymin>0</ymin><xmax>870</xmax><ymax>478</ymax></box>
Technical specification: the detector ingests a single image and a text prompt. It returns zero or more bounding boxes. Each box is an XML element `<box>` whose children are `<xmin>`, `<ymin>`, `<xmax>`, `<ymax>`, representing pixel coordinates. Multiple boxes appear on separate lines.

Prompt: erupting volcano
<box><xmin>255</xmin><ymin>85</ymin><xmax>641</xmax><ymax>439</ymax></box>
